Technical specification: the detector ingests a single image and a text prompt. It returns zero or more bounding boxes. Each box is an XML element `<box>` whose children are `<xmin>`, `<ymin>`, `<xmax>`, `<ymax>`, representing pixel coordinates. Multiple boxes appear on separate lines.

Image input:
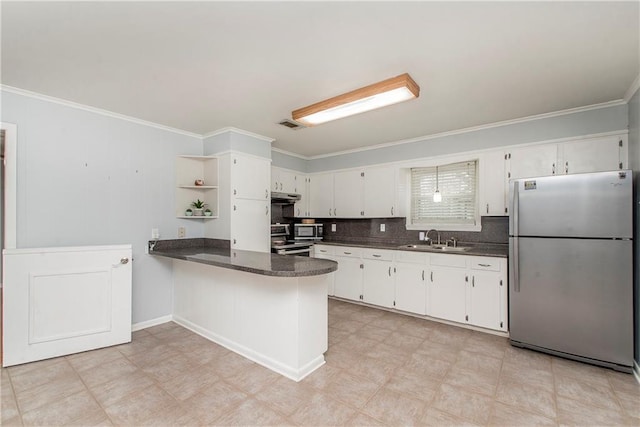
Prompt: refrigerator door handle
<box><xmin>512</xmin><ymin>237</ymin><xmax>520</xmax><ymax>292</ymax></box>
<box><xmin>512</xmin><ymin>182</ymin><xmax>519</xmax><ymax>237</ymax></box>
<box><xmin>511</xmin><ymin>182</ymin><xmax>520</xmax><ymax>292</ymax></box>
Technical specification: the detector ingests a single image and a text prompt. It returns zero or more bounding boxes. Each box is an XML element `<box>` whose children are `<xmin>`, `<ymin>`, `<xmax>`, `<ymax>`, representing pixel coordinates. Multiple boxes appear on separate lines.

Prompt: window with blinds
<box><xmin>410</xmin><ymin>160</ymin><xmax>478</xmax><ymax>226</ymax></box>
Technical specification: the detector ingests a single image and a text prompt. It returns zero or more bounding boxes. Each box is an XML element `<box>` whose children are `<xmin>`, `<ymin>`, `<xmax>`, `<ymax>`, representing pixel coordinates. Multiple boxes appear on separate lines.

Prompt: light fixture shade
<box><xmin>433</xmin><ymin>189</ymin><xmax>442</xmax><ymax>203</ymax></box>
<box><xmin>292</xmin><ymin>73</ymin><xmax>420</xmax><ymax>126</ymax></box>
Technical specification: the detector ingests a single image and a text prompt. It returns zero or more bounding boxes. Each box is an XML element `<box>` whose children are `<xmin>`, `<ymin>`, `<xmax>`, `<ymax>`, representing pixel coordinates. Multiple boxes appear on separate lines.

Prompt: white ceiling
<box><xmin>2</xmin><ymin>1</ymin><xmax>638</xmax><ymax>158</ymax></box>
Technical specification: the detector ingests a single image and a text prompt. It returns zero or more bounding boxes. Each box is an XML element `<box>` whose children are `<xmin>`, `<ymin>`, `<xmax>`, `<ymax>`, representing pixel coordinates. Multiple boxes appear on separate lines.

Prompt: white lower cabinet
<box><xmin>313</xmin><ymin>245</ymin><xmax>336</xmax><ymax>296</ymax></box>
<box><xmin>333</xmin><ymin>247</ymin><xmax>363</xmax><ymax>301</ymax></box>
<box><xmin>394</xmin><ymin>250</ymin><xmax>428</xmax><ymax>315</ymax></box>
<box><xmin>313</xmin><ymin>245</ymin><xmax>508</xmax><ymax>333</ymax></box>
<box><xmin>468</xmin><ymin>257</ymin><xmax>508</xmax><ymax>331</ymax></box>
<box><xmin>362</xmin><ymin>249</ymin><xmax>395</xmax><ymax>308</ymax></box>
<box><xmin>428</xmin><ymin>265</ymin><xmax>468</xmax><ymax>324</ymax></box>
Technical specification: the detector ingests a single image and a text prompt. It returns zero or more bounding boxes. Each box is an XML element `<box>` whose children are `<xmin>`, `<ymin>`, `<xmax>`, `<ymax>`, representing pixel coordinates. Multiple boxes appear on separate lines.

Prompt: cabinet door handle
<box><xmin>478</xmin><ymin>263</ymin><xmax>491</xmax><ymax>267</ymax></box>
<box><xmin>233</xmin><ymin>189</ymin><xmax>237</xmax><ymax>195</ymax></box>
<box><xmin>233</xmin><ymin>205</ymin><xmax>237</xmax><ymax>211</ymax></box>
<box><xmin>565</xmin><ymin>161</ymin><xmax>569</xmax><ymax>174</ymax></box>
<box><xmin>486</xmin><ymin>203</ymin><xmax>489</xmax><ymax>214</ymax></box>
<box><xmin>552</xmin><ymin>163</ymin><xmax>556</xmax><ymax>175</ymax></box>
<box><xmin>297</xmin><ymin>208</ymin><xmax>300</xmax><ymax>216</ymax></box>
<box><xmin>422</xmin><ymin>270</ymin><xmax>425</xmax><ymax>281</ymax></box>
<box><xmin>391</xmin><ymin>206</ymin><xmax>394</xmax><ymax>216</ymax></box>
<box><xmin>344</xmin><ymin>252</ymin><xmax>351</xmax><ymax>255</ymax></box>
<box><xmin>430</xmin><ymin>271</ymin><xmax>433</xmax><ymax>282</ymax></box>
<box><xmin>334</xmin><ymin>208</ymin><xmax>336</xmax><ymax>216</ymax></box>
<box><xmin>233</xmin><ymin>238</ymin><xmax>237</xmax><ymax>244</ymax></box>
<box><xmin>372</xmin><ymin>254</ymin><xmax>381</xmax><ymax>258</ymax></box>
<box><xmin>472</xmin><ymin>276</ymin><xmax>475</xmax><ymax>287</ymax></box>
<box><xmin>280</xmin><ymin>183</ymin><xmax>283</xmax><ymax>190</ymax></box>
<box><xmin>388</xmin><ymin>267</ymin><xmax>391</xmax><ymax>276</ymax></box>
<box><xmin>265</xmin><ymin>206</ymin><xmax>269</xmax><ymax>215</ymax></box>
<box><xmin>265</xmin><ymin>189</ymin><xmax>268</xmax><ymax>199</ymax></box>
<box><xmin>329</xmin><ymin>208</ymin><xmax>332</xmax><ymax>216</ymax></box>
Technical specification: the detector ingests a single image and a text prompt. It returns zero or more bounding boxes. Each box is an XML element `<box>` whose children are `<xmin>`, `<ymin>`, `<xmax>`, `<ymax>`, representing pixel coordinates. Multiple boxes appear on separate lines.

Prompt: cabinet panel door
<box><xmin>364</xmin><ymin>167</ymin><xmax>396</xmax><ymax>217</ymax></box>
<box><xmin>480</xmin><ymin>151</ymin><xmax>506</xmax><ymax>216</ymax></box>
<box><xmin>333</xmin><ymin>256</ymin><xmax>363</xmax><ymax>301</ymax></box>
<box><xmin>507</xmin><ymin>144</ymin><xmax>558</xmax><ymax>180</ymax></box>
<box><xmin>279</xmin><ymin>170</ymin><xmax>297</xmax><ymax>193</ymax></box>
<box><xmin>232</xmin><ymin>155</ymin><xmax>270</xmax><ymax>200</ymax></box>
<box><xmin>334</xmin><ymin>170</ymin><xmax>363</xmax><ymax>218</ymax></box>
<box><xmin>231</xmin><ymin>199</ymin><xmax>270</xmax><ymax>252</ymax></box>
<box><xmin>271</xmin><ymin>167</ymin><xmax>281</xmax><ymax>191</ymax></box>
<box><xmin>362</xmin><ymin>260</ymin><xmax>395</xmax><ymax>308</ymax></box>
<box><xmin>313</xmin><ymin>253</ymin><xmax>336</xmax><ymax>296</ymax></box>
<box><xmin>309</xmin><ymin>173</ymin><xmax>334</xmax><ymax>218</ymax></box>
<box><xmin>428</xmin><ymin>267</ymin><xmax>467</xmax><ymax>323</ymax></box>
<box><xmin>561</xmin><ymin>136</ymin><xmax>622</xmax><ymax>175</ymax></box>
<box><xmin>295</xmin><ymin>176</ymin><xmax>309</xmax><ymax>218</ymax></box>
<box><xmin>395</xmin><ymin>263</ymin><xmax>426</xmax><ymax>315</ymax></box>
<box><xmin>469</xmin><ymin>271</ymin><xmax>501</xmax><ymax>330</ymax></box>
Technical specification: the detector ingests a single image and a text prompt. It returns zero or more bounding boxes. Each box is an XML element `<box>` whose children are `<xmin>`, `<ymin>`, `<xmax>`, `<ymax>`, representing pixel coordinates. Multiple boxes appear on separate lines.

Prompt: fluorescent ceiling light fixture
<box><xmin>292</xmin><ymin>73</ymin><xmax>420</xmax><ymax>126</ymax></box>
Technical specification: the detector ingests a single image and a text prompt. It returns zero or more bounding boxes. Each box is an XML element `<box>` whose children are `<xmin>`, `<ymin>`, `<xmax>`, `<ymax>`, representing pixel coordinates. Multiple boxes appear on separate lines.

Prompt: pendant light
<box><xmin>433</xmin><ymin>166</ymin><xmax>442</xmax><ymax>202</ymax></box>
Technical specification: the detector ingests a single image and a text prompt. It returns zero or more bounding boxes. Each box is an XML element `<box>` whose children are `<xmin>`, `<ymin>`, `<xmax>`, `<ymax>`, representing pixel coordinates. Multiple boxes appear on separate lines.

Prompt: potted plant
<box><xmin>185</xmin><ymin>208</ymin><xmax>193</xmax><ymax>216</ymax></box>
<box><xmin>204</xmin><ymin>208</ymin><xmax>213</xmax><ymax>217</ymax></box>
<box><xmin>191</xmin><ymin>199</ymin><xmax>207</xmax><ymax>216</ymax></box>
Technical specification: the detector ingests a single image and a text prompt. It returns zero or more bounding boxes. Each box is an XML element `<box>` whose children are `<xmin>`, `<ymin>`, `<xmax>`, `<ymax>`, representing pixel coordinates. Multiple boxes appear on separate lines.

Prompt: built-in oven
<box><xmin>294</xmin><ymin>223</ymin><xmax>323</xmax><ymax>240</ymax></box>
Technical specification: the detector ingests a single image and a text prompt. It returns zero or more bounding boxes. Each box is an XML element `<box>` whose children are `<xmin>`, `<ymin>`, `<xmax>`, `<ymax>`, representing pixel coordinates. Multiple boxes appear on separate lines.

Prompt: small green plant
<box><xmin>204</xmin><ymin>208</ymin><xmax>212</xmax><ymax>213</ymax></box>
<box><xmin>186</xmin><ymin>208</ymin><xmax>193</xmax><ymax>212</ymax></box>
<box><xmin>191</xmin><ymin>199</ymin><xmax>207</xmax><ymax>209</ymax></box>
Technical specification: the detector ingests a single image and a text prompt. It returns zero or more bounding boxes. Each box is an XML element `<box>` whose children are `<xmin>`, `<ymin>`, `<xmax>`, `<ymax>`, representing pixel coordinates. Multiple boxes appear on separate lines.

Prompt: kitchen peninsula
<box><xmin>150</xmin><ymin>238</ymin><xmax>337</xmax><ymax>381</ymax></box>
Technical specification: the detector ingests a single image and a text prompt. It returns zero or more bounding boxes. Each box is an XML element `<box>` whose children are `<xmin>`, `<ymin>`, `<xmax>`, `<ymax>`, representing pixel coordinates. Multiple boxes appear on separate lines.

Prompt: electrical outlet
<box><xmin>178</xmin><ymin>227</ymin><xmax>186</xmax><ymax>238</ymax></box>
<box><xmin>419</xmin><ymin>231</ymin><xmax>425</xmax><ymax>241</ymax></box>
<box><xmin>151</xmin><ymin>228</ymin><xmax>160</xmax><ymax>239</ymax></box>
<box><xmin>380</xmin><ymin>224</ymin><xmax>385</xmax><ymax>232</ymax></box>
<box><xmin>331</xmin><ymin>223</ymin><xmax>336</xmax><ymax>232</ymax></box>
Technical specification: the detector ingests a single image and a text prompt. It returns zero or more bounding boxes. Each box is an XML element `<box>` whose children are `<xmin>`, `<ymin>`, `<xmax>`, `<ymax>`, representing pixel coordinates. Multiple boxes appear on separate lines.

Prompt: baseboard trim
<box><xmin>131</xmin><ymin>315</ymin><xmax>173</xmax><ymax>332</ymax></box>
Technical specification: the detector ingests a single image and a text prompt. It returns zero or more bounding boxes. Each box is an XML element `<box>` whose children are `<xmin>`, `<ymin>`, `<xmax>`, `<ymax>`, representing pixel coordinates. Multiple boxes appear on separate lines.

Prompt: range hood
<box><xmin>271</xmin><ymin>191</ymin><xmax>301</xmax><ymax>203</ymax></box>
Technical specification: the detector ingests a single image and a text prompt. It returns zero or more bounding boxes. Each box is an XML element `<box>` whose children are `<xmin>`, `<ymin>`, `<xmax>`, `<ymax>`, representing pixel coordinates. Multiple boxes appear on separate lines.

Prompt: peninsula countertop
<box><xmin>149</xmin><ymin>238</ymin><xmax>337</xmax><ymax>277</ymax></box>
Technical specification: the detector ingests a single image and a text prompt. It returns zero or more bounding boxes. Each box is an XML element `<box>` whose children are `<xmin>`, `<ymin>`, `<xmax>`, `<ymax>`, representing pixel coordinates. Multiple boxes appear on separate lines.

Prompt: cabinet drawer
<box><xmin>430</xmin><ymin>253</ymin><xmax>468</xmax><ymax>269</ymax></box>
<box><xmin>313</xmin><ymin>245</ymin><xmax>334</xmax><ymax>256</ymax></box>
<box><xmin>334</xmin><ymin>247</ymin><xmax>362</xmax><ymax>258</ymax></box>
<box><xmin>395</xmin><ymin>251</ymin><xmax>428</xmax><ymax>264</ymax></box>
<box><xmin>362</xmin><ymin>248</ymin><xmax>394</xmax><ymax>261</ymax></box>
<box><xmin>470</xmin><ymin>257</ymin><xmax>502</xmax><ymax>272</ymax></box>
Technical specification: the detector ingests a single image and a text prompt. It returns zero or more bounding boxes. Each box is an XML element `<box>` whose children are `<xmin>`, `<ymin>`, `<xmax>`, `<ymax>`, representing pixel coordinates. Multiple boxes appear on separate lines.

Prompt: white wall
<box><xmin>1</xmin><ymin>90</ymin><xmax>203</xmax><ymax>324</ymax></box>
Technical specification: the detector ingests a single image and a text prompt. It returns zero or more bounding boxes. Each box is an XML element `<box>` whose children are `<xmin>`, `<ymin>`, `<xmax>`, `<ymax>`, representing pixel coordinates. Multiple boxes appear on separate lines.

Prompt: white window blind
<box><xmin>410</xmin><ymin>160</ymin><xmax>478</xmax><ymax>226</ymax></box>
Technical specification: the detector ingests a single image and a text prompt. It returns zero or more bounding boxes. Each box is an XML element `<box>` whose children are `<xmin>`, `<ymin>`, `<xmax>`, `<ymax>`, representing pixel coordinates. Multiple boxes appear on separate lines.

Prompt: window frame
<box><xmin>405</xmin><ymin>159</ymin><xmax>481</xmax><ymax>232</ymax></box>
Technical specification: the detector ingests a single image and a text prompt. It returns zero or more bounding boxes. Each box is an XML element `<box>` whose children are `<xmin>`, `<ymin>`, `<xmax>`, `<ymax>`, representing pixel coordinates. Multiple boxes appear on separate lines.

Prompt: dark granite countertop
<box><xmin>316</xmin><ymin>239</ymin><xmax>508</xmax><ymax>258</ymax></box>
<box><xmin>149</xmin><ymin>238</ymin><xmax>337</xmax><ymax>277</ymax></box>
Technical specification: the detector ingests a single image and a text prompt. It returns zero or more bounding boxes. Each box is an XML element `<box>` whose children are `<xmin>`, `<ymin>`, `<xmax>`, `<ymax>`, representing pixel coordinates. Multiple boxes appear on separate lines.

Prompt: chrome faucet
<box><xmin>425</xmin><ymin>229</ymin><xmax>440</xmax><ymax>245</ymax></box>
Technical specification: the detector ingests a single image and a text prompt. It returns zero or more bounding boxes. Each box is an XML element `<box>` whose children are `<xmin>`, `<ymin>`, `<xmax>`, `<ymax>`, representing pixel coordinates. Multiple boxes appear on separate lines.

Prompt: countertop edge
<box><xmin>316</xmin><ymin>240</ymin><xmax>508</xmax><ymax>258</ymax></box>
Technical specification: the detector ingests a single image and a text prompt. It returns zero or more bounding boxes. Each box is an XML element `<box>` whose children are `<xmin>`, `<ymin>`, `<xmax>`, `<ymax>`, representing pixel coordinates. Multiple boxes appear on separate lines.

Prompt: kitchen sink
<box><xmin>398</xmin><ymin>244</ymin><xmax>471</xmax><ymax>252</ymax></box>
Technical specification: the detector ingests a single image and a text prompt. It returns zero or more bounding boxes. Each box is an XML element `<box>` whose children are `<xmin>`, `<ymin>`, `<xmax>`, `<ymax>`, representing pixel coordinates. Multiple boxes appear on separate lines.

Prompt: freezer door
<box><xmin>509</xmin><ymin>170</ymin><xmax>632</xmax><ymax>238</ymax></box>
<box><xmin>509</xmin><ymin>237</ymin><xmax>633</xmax><ymax>367</ymax></box>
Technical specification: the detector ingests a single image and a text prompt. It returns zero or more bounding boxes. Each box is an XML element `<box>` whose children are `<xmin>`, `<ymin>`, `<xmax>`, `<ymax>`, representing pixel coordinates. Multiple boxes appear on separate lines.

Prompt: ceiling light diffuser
<box><xmin>292</xmin><ymin>73</ymin><xmax>420</xmax><ymax>126</ymax></box>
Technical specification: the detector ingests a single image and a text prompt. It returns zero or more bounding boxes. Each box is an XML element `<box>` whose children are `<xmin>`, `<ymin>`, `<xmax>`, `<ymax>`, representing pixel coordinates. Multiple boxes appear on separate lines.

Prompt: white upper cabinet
<box><xmin>334</xmin><ymin>170</ymin><xmax>364</xmax><ymax>218</ymax></box>
<box><xmin>232</xmin><ymin>154</ymin><xmax>270</xmax><ymax>201</ymax></box>
<box><xmin>506</xmin><ymin>144</ymin><xmax>559</xmax><ymax>181</ymax></box>
<box><xmin>559</xmin><ymin>135</ymin><xmax>626</xmax><ymax>175</ymax></box>
<box><xmin>295</xmin><ymin>176</ymin><xmax>310</xmax><ymax>218</ymax></box>
<box><xmin>363</xmin><ymin>167</ymin><xmax>397</xmax><ymax>217</ymax></box>
<box><xmin>271</xmin><ymin>167</ymin><xmax>298</xmax><ymax>193</ymax></box>
<box><xmin>479</xmin><ymin>151</ymin><xmax>506</xmax><ymax>216</ymax></box>
<box><xmin>231</xmin><ymin>198</ymin><xmax>270</xmax><ymax>252</ymax></box>
<box><xmin>309</xmin><ymin>173</ymin><xmax>335</xmax><ymax>218</ymax></box>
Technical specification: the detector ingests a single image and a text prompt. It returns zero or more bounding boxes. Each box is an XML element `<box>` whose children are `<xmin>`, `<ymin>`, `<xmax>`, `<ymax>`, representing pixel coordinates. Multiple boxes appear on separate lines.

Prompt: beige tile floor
<box><xmin>1</xmin><ymin>299</ymin><xmax>639</xmax><ymax>426</ymax></box>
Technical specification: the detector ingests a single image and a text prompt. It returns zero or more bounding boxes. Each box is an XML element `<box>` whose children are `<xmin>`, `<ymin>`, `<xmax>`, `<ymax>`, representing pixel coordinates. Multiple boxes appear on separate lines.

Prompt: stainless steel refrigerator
<box><xmin>509</xmin><ymin>170</ymin><xmax>633</xmax><ymax>372</ymax></box>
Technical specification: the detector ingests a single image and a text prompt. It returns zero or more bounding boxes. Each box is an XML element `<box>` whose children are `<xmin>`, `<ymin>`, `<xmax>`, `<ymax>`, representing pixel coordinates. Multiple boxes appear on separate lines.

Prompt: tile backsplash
<box><xmin>318</xmin><ymin>216</ymin><xmax>508</xmax><ymax>245</ymax></box>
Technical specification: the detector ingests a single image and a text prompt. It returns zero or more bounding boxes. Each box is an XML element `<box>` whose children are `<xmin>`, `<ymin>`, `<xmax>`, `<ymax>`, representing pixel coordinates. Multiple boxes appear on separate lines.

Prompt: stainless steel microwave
<box><xmin>294</xmin><ymin>223</ymin><xmax>323</xmax><ymax>240</ymax></box>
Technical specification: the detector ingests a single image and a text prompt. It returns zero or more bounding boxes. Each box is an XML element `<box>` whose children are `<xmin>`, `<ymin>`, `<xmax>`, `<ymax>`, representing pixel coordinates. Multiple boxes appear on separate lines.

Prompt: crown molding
<box><xmin>624</xmin><ymin>74</ymin><xmax>640</xmax><ymax>103</ymax></box>
<box><xmin>202</xmin><ymin>126</ymin><xmax>275</xmax><ymax>143</ymax></box>
<box><xmin>0</xmin><ymin>85</ymin><xmax>202</xmax><ymax>139</ymax></box>
<box><xmin>271</xmin><ymin>146</ymin><xmax>311</xmax><ymax>160</ymax></box>
<box><xmin>306</xmin><ymin>99</ymin><xmax>627</xmax><ymax>160</ymax></box>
